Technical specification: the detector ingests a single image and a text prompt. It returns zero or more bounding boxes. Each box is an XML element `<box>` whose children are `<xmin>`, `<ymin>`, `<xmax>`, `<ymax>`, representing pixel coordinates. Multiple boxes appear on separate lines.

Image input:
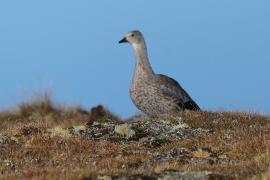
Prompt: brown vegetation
<box><xmin>0</xmin><ymin>97</ymin><xmax>270</xmax><ymax>179</ymax></box>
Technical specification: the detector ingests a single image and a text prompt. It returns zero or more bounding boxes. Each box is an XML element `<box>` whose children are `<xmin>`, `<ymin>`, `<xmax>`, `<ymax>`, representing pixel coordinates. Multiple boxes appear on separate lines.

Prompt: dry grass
<box><xmin>0</xmin><ymin>97</ymin><xmax>270</xmax><ymax>179</ymax></box>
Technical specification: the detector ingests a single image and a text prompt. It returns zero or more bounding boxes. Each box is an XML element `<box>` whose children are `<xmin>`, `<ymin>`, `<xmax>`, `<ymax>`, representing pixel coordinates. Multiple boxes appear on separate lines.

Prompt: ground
<box><xmin>0</xmin><ymin>97</ymin><xmax>270</xmax><ymax>179</ymax></box>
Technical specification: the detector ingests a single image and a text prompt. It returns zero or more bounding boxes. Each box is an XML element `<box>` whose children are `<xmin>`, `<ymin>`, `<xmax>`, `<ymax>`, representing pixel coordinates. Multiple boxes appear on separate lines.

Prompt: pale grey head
<box><xmin>118</xmin><ymin>30</ymin><xmax>145</xmax><ymax>46</ymax></box>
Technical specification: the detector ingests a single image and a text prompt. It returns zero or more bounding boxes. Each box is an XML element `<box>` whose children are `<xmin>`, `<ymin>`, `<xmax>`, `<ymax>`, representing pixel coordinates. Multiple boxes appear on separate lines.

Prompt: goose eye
<box><xmin>131</xmin><ymin>34</ymin><xmax>135</xmax><ymax>37</ymax></box>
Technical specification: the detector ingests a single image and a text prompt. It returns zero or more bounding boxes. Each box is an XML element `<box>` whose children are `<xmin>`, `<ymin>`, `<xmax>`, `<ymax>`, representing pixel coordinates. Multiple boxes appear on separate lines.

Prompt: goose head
<box><xmin>119</xmin><ymin>30</ymin><xmax>145</xmax><ymax>46</ymax></box>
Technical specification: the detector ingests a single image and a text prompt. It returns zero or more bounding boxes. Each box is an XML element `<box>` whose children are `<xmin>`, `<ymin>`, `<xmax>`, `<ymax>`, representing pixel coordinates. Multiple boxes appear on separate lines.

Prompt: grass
<box><xmin>0</xmin><ymin>96</ymin><xmax>270</xmax><ymax>179</ymax></box>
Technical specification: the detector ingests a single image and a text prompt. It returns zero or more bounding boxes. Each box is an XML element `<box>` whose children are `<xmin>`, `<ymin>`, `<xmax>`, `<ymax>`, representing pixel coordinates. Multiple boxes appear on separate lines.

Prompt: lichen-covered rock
<box><xmin>70</xmin><ymin>125</ymin><xmax>87</xmax><ymax>136</ymax></box>
<box><xmin>69</xmin><ymin>114</ymin><xmax>210</xmax><ymax>146</ymax></box>
<box><xmin>0</xmin><ymin>135</ymin><xmax>20</xmax><ymax>150</ymax></box>
<box><xmin>0</xmin><ymin>135</ymin><xmax>10</xmax><ymax>144</ymax></box>
<box><xmin>0</xmin><ymin>135</ymin><xmax>19</xmax><ymax>144</ymax></box>
<box><xmin>70</xmin><ymin>121</ymin><xmax>118</xmax><ymax>139</ymax></box>
<box><xmin>102</xmin><ymin>171</ymin><xmax>233</xmax><ymax>180</ymax></box>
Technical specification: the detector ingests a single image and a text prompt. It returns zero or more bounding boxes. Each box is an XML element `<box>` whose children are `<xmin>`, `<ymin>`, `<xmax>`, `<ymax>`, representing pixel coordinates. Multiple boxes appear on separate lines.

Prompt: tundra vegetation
<box><xmin>0</xmin><ymin>94</ymin><xmax>270</xmax><ymax>179</ymax></box>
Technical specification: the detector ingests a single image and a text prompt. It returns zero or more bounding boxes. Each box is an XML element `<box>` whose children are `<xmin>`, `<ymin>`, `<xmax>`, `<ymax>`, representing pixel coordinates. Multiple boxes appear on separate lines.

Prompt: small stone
<box><xmin>4</xmin><ymin>159</ymin><xmax>16</xmax><ymax>170</ymax></box>
<box><xmin>0</xmin><ymin>135</ymin><xmax>9</xmax><ymax>143</ymax></box>
<box><xmin>0</xmin><ymin>135</ymin><xmax>19</xmax><ymax>144</ymax></box>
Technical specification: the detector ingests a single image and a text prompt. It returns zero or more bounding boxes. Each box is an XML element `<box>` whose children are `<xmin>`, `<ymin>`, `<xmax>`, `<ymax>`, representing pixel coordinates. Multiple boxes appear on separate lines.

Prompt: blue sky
<box><xmin>0</xmin><ymin>1</ymin><xmax>269</xmax><ymax>117</ymax></box>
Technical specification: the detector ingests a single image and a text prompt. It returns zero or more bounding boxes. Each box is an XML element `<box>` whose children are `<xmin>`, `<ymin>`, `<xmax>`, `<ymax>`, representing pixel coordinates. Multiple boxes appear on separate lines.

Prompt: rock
<box><xmin>69</xmin><ymin>114</ymin><xmax>210</xmax><ymax>146</ymax></box>
<box><xmin>3</xmin><ymin>160</ymin><xmax>16</xmax><ymax>171</ymax></box>
<box><xmin>0</xmin><ymin>135</ymin><xmax>9</xmax><ymax>143</ymax></box>
<box><xmin>139</xmin><ymin>137</ymin><xmax>168</xmax><ymax>147</ymax></box>
<box><xmin>111</xmin><ymin>171</ymin><xmax>233</xmax><ymax>180</ymax></box>
<box><xmin>69</xmin><ymin>125</ymin><xmax>87</xmax><ymax>136</ymax></box>
<box><xmin>0</xmin><ymin>135</ymin><xmax>19</xmax><ymax>144</ymax></box>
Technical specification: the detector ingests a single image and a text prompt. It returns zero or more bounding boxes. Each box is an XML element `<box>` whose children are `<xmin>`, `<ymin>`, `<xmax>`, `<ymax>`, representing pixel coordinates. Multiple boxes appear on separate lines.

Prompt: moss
<box><xmin>46</xmin><ymin>127</ymin><xmax>70</xmax><ymax>137</ymax></box>
<box><xmin>192</xmin><ymin>148</ymin><xmax>211</xmax><ymax>158</ymax></box>
<box><xmin>114</xmin><ymin>124</ymin><xmax>136</xmax><ymax>139</ymax></box>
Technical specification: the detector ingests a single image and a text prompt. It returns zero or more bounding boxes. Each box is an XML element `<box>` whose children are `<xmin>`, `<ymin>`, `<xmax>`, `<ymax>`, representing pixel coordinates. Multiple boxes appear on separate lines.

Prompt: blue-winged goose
<box><xmin>119</xmin><ymin>30</ymin><xmax>200</xmax><ymax>116</ymax></box>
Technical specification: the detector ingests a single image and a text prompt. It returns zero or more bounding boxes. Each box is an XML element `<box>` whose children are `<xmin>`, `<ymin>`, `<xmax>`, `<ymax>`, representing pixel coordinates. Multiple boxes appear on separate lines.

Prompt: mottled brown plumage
<box><xmin>119</xmin><ymin>30</ymin><xmax>200</xmax><ymax>116</ymax></box>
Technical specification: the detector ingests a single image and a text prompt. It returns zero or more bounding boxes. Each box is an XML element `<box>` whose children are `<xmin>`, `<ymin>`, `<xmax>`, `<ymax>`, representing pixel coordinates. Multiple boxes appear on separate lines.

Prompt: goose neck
<box><xmin>132</xmin><ymin>43</ymin><xmax>154</xmax><ymax>76</ymax></box>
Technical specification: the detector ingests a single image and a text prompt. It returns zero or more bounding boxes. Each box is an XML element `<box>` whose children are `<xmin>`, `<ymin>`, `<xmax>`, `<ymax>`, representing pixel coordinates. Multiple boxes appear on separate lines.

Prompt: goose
<box><xmin>119</xmin><ymin>30</ymin><xmax>200</xmax><ymax>116</ymax></box>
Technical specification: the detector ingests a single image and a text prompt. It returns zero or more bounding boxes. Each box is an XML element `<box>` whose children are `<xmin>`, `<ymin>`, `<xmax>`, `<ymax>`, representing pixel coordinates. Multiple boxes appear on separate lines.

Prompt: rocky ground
<box><xmin>0</xmin><ymin>100</ymin><xmax>270</xmax><ymax>179</ymax></box>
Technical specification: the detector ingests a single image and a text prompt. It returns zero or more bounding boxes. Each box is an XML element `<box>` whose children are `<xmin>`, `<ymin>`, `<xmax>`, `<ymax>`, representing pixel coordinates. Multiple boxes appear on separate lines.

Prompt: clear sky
<box><xmin>0</xmin><ymin>1</ymin><xmax>269</xmax><ymax>117</ymax></box>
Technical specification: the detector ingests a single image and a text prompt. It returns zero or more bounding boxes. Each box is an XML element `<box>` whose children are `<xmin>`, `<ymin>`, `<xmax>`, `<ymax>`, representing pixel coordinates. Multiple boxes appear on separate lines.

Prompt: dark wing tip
<box><xmin>182</xmin><ymin>101</ymin><xmax>200</xmax><ymax>111</ymax></box>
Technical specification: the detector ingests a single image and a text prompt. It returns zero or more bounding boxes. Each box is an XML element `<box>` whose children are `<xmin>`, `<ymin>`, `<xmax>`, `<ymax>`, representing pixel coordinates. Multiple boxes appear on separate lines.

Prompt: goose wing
<box><xmin>156</xmin><ymin>74</ymin><xmax>200</xmax><ymax>110</ymax></box>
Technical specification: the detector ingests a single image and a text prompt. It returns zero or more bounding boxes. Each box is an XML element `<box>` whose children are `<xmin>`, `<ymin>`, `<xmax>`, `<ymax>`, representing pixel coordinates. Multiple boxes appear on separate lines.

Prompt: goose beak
<box><xmin>119</xmin><ymin>37</ymin><xmax>128</xmax><ymax>44</ymax></box>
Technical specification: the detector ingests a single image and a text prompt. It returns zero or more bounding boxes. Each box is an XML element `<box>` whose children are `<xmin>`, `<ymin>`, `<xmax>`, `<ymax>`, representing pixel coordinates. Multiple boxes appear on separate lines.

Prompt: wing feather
<box><xmin>156</xmin><ymin>74</ymin><xmax>200</xmax><ymax>110</ymax></box>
